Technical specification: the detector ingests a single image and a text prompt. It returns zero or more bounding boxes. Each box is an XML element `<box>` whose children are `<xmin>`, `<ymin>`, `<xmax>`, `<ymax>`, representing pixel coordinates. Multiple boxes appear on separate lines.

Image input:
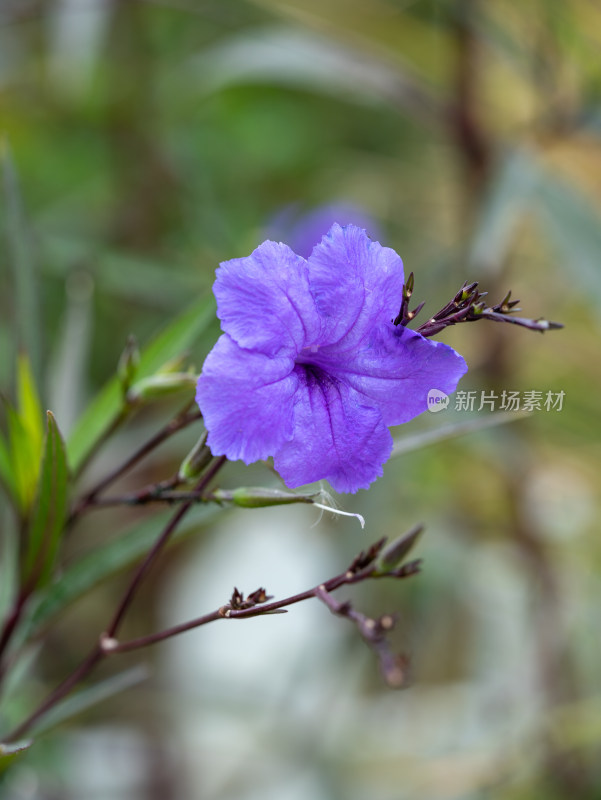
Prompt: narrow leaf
<box><xmin>536</xmin><ymin>170</ymin><xmax>601</xmax><ymax>308</ymax></box>
<box><xmin>5</xmin><ymin>405</ymin><xmax>36</xmax><ymax>512</ymax></box>
<box><xmin>28</xmin><ymin>665</ymin><xmax>149</xmax><ymax>738</ymax></box>
<box><xmin>16</xmin><ymin>354</ymin><xmax>44</xmax><ymax>451</ymax></box>
<box><xmin>23</xmin><ymin>412</ymin><xmax>69</xmax><ymax>586</ymax></box>
<box><xmin>24</xmin><ymin>503</ymin><xmax>220</xmax><ymax>636</ymax></box>
<box><xmin>0</xmin><ymin>508</ymin><xmax>18</xmax><ymax>620</ymax></box>
<box><xmin>391</xmin><ymin>410</ymin><xmax>528</xmax><ymax>458</ymax></box>
<box><xmin>0</xmin><ymin>433</ymin><xmax>15</xmax><ymax>500</ymax></box>
<box><xmin>1</xmin><ymin>141</ymin><xmax>40</xmax><ymax>385</ymax></box>
<box><xmin>67</xmin><ymin>295</ymin><xmax>216</xmax><ymax>475</ymax></box>
<box><xmin>468</xmin><ymin>149</ymin><xmax>539</xmax><ymax>276</ymax></box>
<box><xmin>0</xmin><ymin>740</ymin><xmax>32</xmax><ymax>776</ymax></box>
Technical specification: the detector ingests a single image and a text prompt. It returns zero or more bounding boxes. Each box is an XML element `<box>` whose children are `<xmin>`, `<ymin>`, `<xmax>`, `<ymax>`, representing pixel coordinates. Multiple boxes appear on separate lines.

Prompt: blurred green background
<box><xmin>1</xmin><ymin>0</ymin><xmax>600</xmax><ymax>798</ymax></box>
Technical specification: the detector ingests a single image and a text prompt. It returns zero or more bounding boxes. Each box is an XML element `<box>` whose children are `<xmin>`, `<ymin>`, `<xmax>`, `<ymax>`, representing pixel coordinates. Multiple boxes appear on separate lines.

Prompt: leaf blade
<box><xmin>66</xmin><ymin>295</ymin><xmax>216</xmax><ymax>474</ymax></box>
<box><xmin>23</xmin><ymin>412</ymin><xmax>69</xmax><ymax>586</ymax></box>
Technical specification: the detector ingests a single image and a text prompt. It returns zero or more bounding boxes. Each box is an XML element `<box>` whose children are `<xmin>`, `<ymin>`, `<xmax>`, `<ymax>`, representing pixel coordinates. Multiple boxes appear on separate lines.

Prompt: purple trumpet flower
<box><xmin>196</xmin><ymin>224</ymin><xmax>467</xmax><ymax>493</ymax></box>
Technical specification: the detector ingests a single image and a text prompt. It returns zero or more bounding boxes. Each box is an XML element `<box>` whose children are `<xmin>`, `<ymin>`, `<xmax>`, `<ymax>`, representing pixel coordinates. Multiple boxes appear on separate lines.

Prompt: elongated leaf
<box><xmin>1</xmin><ymin>142</ymin><xmax>40</xmax><ymax>385</ymax></box>
<box><xmin>468</xmin><ymin>149</ymin><xmax>540</xmax><ymax>275</ymax></box>
<box><xmin>16</xmin><ymin>355</ymin><xmax>44</xmax><ymax>453</ymax></box>
<box><xmin>28</xmin><ymin>665</ymin><xmax>149</xmax><ymax>738</ymax></box>
<box><xmin>190</xmin><ymin>25</ymin><xmax>443</xmax><ymax>123</ymax></box>
<box><xmin>536</xmin><ymin>171</ymin><xmax>601</xmax><ymax>308</ymax></box>
<box><xmin>0</xmin><ymin>433</ymin><xmax>15</xmax><ymax>499</ymax></box>
<box><xmin>0</xmin><ymin>740</ymin><xmax>32</xmax><ymax>776</ymax></box>
<box><xmin>0</xmin><ymin>508</ymin><xmax>18</xmax><ymax>620</ymax></box>
<box><xmin>1</xmin><ymin>356</ymin><xmax>45</xmax><ymax>513</ymax></box>
<box><xmin>25</xmin><ymin>503</ymin><xmax>220</xmax><ymax>636</ymax></box>
<box><xmin>5</xmin><ymin>405</ymin><xmax>36</xmax><ymax>512</ymax></box>
<box><xmin>23</xmin><ymin>413</ymin><xmax>69</xmax><ymax>586</ymax></box>
<box><xmin>67</xmin><ymin>295</ymin><xmax>216</xmax><ymax>474</ymax></box>
<box><xmin>391</xmin><ymin>411</ymin><xmax>528</xmax><ymax>458</ymax></box>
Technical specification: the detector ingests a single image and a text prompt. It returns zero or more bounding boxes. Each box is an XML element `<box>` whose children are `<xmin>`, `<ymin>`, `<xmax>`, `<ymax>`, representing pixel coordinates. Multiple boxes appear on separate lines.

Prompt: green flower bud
<box><xmin>212</xmin><ymin>487</ymin><xmax>315</xmax><ymax>508</ymax></box>
<box><xmin>373</xmin><ymin>524</ymin><xmax>423</xmax><ymax>575</ymax></box>
<box><xmin>117</xmin><ymin>335</ymin><xmax>140</xmax><ymax>393</ymax></box>
<box><xmin>178</xmin><ymin>431</ymin><xmax>212</xmax><ymax>482</ymax></box>
<box><xmin>127</xmin><ymin>373</ymin><xmax>197</xmax><ymax>405</ymax></box>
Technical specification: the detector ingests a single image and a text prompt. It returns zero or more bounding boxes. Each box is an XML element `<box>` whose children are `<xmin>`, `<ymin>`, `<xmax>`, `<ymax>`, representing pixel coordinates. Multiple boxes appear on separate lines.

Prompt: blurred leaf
<box><xmin>0</xmin><ymin>509</ymin><xmax>18</xmax><ymax>620</ymax></box>
<box><xmin>536</xmin><ymin>169</ymin><xmax>601</xmax><ymax>308</ymax></box>
<box><xmin>5</xmin><ymin>406</ymin><xmax>36</xmax><ymax>513</ymax></box>
<box><xmin>22</xmin><ymin>413</ymin><xmax>69</xmax><ymax>587</ymax></box>
<box><xmin>246</xmin><ymin>1</ymin><xmax>453</xmax><ymax>86</ymax></box>
<box><xmin>468</xmin><ymin>149</ymin><xmax>540</xmax><ymax>275</ymax></box>
<box><xmin>28</xmin><ymin>665</ymin><xmax>149</xmax><ymax>739</ymax></box>
<box><xmin>67</xmin><ymin>295</ymin><xmax>216</xmax><ymax>475</ymax></box>
<box><xmin>1</xmin><ymin>141</ymin><xmax>40</xmax><ymax>385</ymax></box>
<box><xmin>0</xmin><ymin>740</ymin><xmax>32</xmax><ymax>776</ymax></box>
<box><xmin>191</xmin><ymin>26</ymin><xmax>443</xmax><ymax>124</ymax></box>
<box><xmin>16</xmin><ymin>354</ymin><xmax>44</xmax><ymax>473</ymax></box>
<box><xmin>24</xmin><ymin>503</ymin><xmax>220</xmax><ymax>637</ymax></box>
<box><xmin>0</xmin><ymin>434</ymin><xmax>15</xmax><ymax>500</ymax></box>
<box><xmin>43</xmin><ymin>237</ymin><xmax>200</xmax><ymax>309</ymax></box>
<box><xmin>391</xmin><ymin>411</ymin><xmax>528</xmax><ymax>458</ymax></box>
<box><xmin>2</xmin><ymin>356</ymin><xmax>45</xmax><ymax>513</ymax></box>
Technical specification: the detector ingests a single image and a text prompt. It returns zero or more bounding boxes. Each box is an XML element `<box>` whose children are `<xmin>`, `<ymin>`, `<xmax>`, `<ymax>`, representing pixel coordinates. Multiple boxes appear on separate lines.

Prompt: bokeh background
<box><xmin>1</xmin><ymin>1</ymin><xmax>600</xmax><ymax>798</ymax></box>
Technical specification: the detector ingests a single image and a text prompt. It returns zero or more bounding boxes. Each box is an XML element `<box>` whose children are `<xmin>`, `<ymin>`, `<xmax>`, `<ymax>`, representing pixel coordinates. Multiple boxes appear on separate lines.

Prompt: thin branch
<box><xmin>104</xmin><ymin>456</ymin><xmax>227</xmax><ymax>638</ymax></box>
<box><xmin>4</xmin><ymin>456</ymin><xmax>227</xmax><ymax>742</ymax></box>
<box><xmin>393</xmin><ymin>279</ymin><xmax>563</xmax><ymax>339</ymax></box>
<box><xmin>69</xmin><ymin>405</ymin><xmax>202</xmax><ymax>522</ymax></box>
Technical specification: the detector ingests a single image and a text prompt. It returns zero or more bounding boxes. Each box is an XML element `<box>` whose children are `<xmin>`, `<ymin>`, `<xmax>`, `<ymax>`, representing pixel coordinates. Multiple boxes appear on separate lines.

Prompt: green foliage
<box><xmin>24</xmin><ymin>504</ymin><xmax>220</xmax><ymax>637</ymax></box>
<box><xmin>22</xmin><ymin>413</ymin><xmax>69</xmax><ymax>588</ymax></box>
<box><xmin>66</xmin><ymin>295</ymin><xmax>216</xmax><ymax>475</ymax></box>
<box><xmin>1</xmin><ymin>355</ymin><xmax>45</xmax><ymax>513</ymax></box>
<box><xmin>0</xmin><ymin>740</ymin><xmax>32</xmax><ymax>777</ymax></box>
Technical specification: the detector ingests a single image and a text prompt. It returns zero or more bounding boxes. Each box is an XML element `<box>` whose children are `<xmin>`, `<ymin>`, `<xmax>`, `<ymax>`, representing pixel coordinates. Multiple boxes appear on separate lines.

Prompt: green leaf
<box><xmin>1</xmin><ymin>141</ymin><xmax>40</xmax><ymax>386</ymax></box>
<box><xmin>24</xmin><ymin>503</ymin><xmax>220</xmax><ymax>636</ymax></box>
<box><xmin>22</xmin><ymin>413</ymin><xmax>69</xmax><ymax>586</ymax></box>
<box><xmin>1</xmin><ymin>356</ymin><xmax>45</xmax><ymax>513</ymax></box>
<box><xmin>27</xmin><ymin>665</ymin><xmax>149</xmax><ymax>739</ymax></box>
<box><xmin>391</xmin><ymin>411</ymin><xmax>529</xmax><ymax>458</ymax></box>
<box><xmin>468</xmin><ymin>149</ymin><xmax>540</xmax><ymax>276</ymax></box>
<box><xmin>0</xmin><ymin>508</ymin><xmax>18</xmax><ymax>620</ymax></box>
<box><xmin>535</xmin><ymin>170</ymin><xmax>601</xmax><ymax>308</ymax></box>
<box><xmin>0</xmin><ymin>433</ymin><xmax>15</xmax><ymax>500</ymax></box>
<box><xmin>0</xmin><ymin>740</ymin><xmax>32</xmax><ymax>776</ymax></box>
<box><xmin>66</xmin><ymin>295</ymin><xmax>216</xmax><ymax>475</ymax></box>
<box><xmin>16</xmin><ymin>355</ymin><xmax>44</xmax><ymax>451</ymax></box>
<box><xmin>5</xmin><ymin>405</ymin><xmax>36</xmax><ymax>512</ymax></box>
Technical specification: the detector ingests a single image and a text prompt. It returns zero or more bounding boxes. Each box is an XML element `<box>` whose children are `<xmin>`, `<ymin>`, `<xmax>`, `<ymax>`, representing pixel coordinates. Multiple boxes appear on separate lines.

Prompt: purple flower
<box><xmin>196</xmin><ymin>224</ymin><xmax>467</xmax><ymax>493</ymax></box>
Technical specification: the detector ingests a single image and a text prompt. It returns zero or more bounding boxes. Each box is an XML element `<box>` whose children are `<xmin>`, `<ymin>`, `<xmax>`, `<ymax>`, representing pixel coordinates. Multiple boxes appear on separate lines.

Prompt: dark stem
<box><xmin>104</xmin><ymin>455</ymin><xmax>226</xmax><ymax>638</ymax></box>
<box><xmin>69</xmin><ymin>405</ymin><xmax>202</xmax><ymax>523</ymax></box>
<box><xmin>3</xmin><ymin>456</ymin><xmax>227</xmax><ymax>742</ymax></box>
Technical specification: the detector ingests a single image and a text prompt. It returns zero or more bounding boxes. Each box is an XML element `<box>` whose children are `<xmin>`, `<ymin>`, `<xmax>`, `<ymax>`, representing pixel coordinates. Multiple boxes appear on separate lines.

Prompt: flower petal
<box><xmin>214</xmin><ymin>241</ymin><xmax>321</xmax><ymax>357</ymax></box>
<box><xmin>273</xmin><ymin>369</ymin><xmax>392</xmax><ymax>493</ymax></box>
<box><xmin>307</xmin><ymin>224</ymin><xmax>405</xmax><ymax>349</ymax></box>
<box><xmin>321</xmin><ymin>322</ymin><xmax>468</xmax><ymax>425</ymax></box>
<box><xmin>196</xmin><ymin>335</ymin><xmax>298</xmax><ymax>463</ymax></box>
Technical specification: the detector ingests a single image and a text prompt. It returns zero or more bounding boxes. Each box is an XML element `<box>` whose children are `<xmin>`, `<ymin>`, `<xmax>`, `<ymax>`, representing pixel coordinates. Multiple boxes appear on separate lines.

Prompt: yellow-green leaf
<box><xmin>67</xmin><ymin>295</ymin><xmax>216</xmax><ymax>475</ymax></box>
<box><xmin>22</xmin><ymin>413</ymin><xmax>69</xmax><ymax>587</ymax></box>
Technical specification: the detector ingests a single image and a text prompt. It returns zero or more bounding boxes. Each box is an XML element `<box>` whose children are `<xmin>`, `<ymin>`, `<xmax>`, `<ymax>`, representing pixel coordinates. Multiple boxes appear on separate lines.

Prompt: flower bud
<box><xmin>127</xmin><ymin>372</ymin><xmax>197</xmax><ymax>405</ymax></box>
<box><xmin>178</xmin><ymin>431</ymin><xmax>212</xmax><ymax>482</ymax></box>
<box><xmin>117</xmin><ymin>335</ymin><xmax>140</xmax><ymax>393</ymax></box>
<box><xmin>212</xmin><ymin>487</ymin><xmax>315</xmax><ymax>508</ymax></box>
<box><xmin>373</xmin><ymin>524</ymin><xmax>423</xmax><ymax>575</ymax></box>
